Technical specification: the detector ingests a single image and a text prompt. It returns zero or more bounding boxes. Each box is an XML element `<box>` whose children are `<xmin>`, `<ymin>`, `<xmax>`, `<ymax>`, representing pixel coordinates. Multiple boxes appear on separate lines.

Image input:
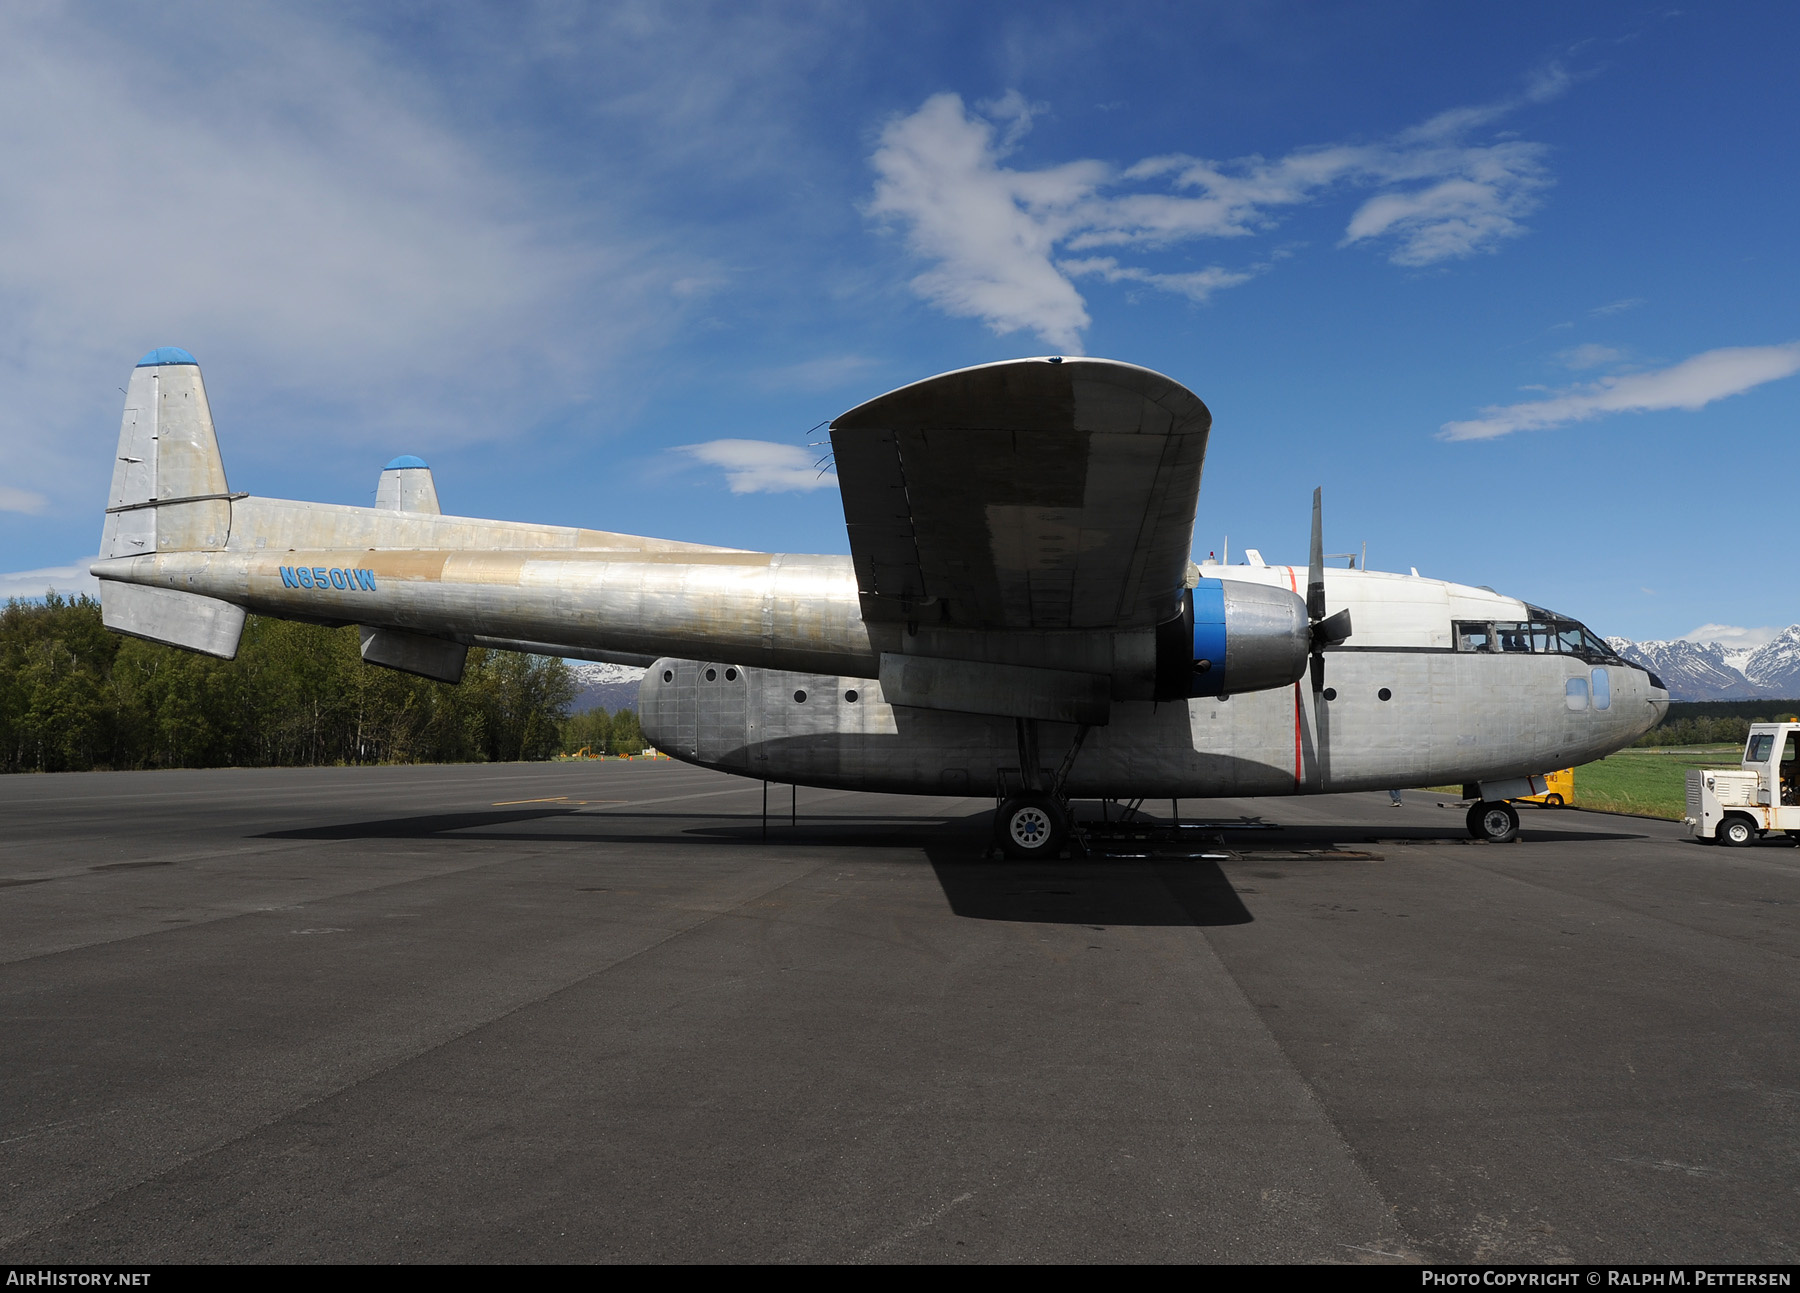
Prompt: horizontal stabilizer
<box><xmin>101</xmin><ymin>582</ymin><xmax>246</xmax><ymax>659</ymax></box>
<box><xmin>359</xmin><ymin>627</ymin><xmax>468</xmax><ymax>683</ymax></box>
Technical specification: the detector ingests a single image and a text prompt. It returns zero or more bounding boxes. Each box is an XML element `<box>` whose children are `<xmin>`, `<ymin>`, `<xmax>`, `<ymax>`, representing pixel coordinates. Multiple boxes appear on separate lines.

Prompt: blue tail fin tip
<box><xmin>384</xmin><ymin>455</ymin><xmax>430</xmax><ymax>470</ymax></box>
<box><xmin>136</xmin><ymin>346</ymin><xmax>198</xmax><ymax>367</ymax></box>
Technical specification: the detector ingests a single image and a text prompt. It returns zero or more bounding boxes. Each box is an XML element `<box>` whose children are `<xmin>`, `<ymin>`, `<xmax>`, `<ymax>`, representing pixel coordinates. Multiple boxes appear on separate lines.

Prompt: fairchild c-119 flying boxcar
<box><xmin>91</xmin><ymin>349</ymin><xmax>1668</xmax><ymax>855</ymax></box>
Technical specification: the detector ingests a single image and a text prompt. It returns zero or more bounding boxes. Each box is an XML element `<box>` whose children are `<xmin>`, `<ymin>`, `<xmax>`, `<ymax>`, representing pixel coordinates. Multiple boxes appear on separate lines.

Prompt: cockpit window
<box><xmin>1526</xmin><ymin>607</ymin><xmax>1626</xmax><ymax>662</ymax></box>
<box><xmin>1748</xmin><ymin>733</ymin><xmax>1775</xmax><ymax>763</ymax></box>
<box><xmin>1453</xmin><ymin>608</ymin><xmax>1627</xmax><ymax>663</ymax></box>
<box><xmin>1495</xmin><ymin>623</ymin><xmax>1533</xmax><ymax>652</ymax></box>
<box><xmin>1454</xmin><ymin>621</ymin><xmax>1492</xmax><ymax>652</ymax></box>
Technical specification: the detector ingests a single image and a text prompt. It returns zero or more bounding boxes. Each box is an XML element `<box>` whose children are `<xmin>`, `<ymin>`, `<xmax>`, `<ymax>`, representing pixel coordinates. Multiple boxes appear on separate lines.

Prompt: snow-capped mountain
<box><xmin>567</xmin><ymin>661</ymin><xmax>646</xmax><ymax>713</ymax></box>
<box><xmin>1606</xmin><ymin>626</ymin><xmax>1800</xmax><ymax>701</ymax></box>
<box><xmin>1743</xmin><ymin>626</ymin><xmax>1800</xmax><ymax>698</ymax></box>
<box><xmin>1605</xmin><ymin>637</ymin><xmax>1761</xmax><ymax>701</ymax></box>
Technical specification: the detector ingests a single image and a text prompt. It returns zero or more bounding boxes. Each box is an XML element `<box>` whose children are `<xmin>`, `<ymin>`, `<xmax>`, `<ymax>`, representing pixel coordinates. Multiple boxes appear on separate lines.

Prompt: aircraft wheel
<box><xmin>1467</xmin><ymin>801</ymin><xmax>1520</xmax><ymax>843</ymax></box>
<box><xmin>1717</xmin><ymin>815</ymin><xmax>1757</xmax><ymax>847</ymax></box>
<box><xmin>996</xmin><ymin>796</ymin><xmax>1068</xmax><ymax>860</ymax></box>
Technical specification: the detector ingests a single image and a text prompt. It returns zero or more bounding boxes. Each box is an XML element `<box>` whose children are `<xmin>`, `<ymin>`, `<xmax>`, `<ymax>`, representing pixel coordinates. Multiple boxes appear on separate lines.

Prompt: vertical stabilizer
<box><xmin>361</xmin><ymin>453</ymin><xmax>465</xmax><ymax>682</ymax></box>
<box><xmin>100</xmin><ymin>347</ymin><xmax>233</xmax><ymax>558</ymax></box>
<box><xmin>375</xmin><ymin>455</ymin><xmax>441</xmax><ymax>514</ymax></box>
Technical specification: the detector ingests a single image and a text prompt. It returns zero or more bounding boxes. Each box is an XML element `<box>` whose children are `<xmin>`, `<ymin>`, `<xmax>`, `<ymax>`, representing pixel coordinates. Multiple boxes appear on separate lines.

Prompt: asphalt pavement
<box><xmin>0</xmin><ymin>762</ymin><xmax>1794</xmax><ymax>1263</ymax></box>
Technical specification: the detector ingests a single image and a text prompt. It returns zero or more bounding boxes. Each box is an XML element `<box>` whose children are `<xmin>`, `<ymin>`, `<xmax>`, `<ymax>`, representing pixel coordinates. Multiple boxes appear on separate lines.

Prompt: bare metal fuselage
<box><xmin>641</xmin><ymin>649</ymin><xmax>1662</xmax><ymax>799</ymax></box>
<box><xmin>94</xmin><ymin>496</ymin><xmax>1666</xmax><ymax>798</ymax></box>
<box><xmin>638</xmin><ymin>565</ymin><xmax>1666</xmax><ymax>798</ymax></box>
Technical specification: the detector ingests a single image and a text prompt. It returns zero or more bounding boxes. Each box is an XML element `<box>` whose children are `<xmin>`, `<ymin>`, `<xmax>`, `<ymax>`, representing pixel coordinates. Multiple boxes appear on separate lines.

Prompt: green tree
<box><xmin>463</xmin><ymin>650</ymin><xmax>577</xmax><ymax>761</ymax></box>
<box><xmin>609</xmin><ymin>706</ymin><xmax>644</xmax><ymax>755</ymax></box>
<box><xmin>0</xmin><ymin>594</ymin><xmax>581</xmax><ymax>773</ymax></box>
<box><xmin>560</xmin><ymin>707</ymin><xmax>613</xmax><ymax>756</ymax></box>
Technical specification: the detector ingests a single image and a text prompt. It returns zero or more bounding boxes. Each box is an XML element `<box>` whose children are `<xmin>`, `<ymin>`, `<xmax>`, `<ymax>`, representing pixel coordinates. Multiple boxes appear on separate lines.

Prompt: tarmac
<box><xmin>0</xmin><ymin>760</ymin><xmax>1794</xmax><ymax>1264</ymax></box>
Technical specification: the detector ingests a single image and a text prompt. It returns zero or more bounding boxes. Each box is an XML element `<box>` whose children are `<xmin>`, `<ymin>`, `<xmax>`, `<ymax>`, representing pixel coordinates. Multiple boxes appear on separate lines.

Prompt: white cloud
<box><xmin>867</xmin><ymin>93</ymin><xmax>1101</xmax><ymax>351</ymax></box>
<box><xmin>1558</xmin><ymin>343</ymin><xmax>1626</xmax><ymax>369</ymax></box>
<box><xmin>1340</xmin><ymin>156</ymin><xmax>1545</xmax><ymax>266</ymax></box>
<box><xmin>1683</xmin><ymin>624</ymin><xmax>1781</xmax><ymax>650</ymax></box>
<box><xmin>0</xmin><ymin>4</ymin><xmax>693</xmax><ymax>520</ymax></box>
<box><xmin>1591</xmin><ymin>297</ymin><xmax>1647</xmax><ymax>316</ymax></box>
<box><xmin>1060</xmin><ymin>257</ymin><xmax>1257</xmax><ymax>304</ymax></box>
<box><xmin>0</xmin><ymin>485</ymin><xmax>47</xmax><ymax>515</ymax></box>
<box><xmin>868</xmin><ymin>78</ymin><xmax>1559</xmax><ymax>348</ymax></box>
<box><xmin>0</xmin><ymin>563</ymin><xmax>97</xmax><ymax>601</ymax></box>
<box><xmin>677</xmin><ymin>440</ymin><xmax>837</xmax><ymax>494</ymax></box>
<box><xmin>1440</xmin><ymin>343</ymin><xmax>1800</xmax><ymax>441</ymax></box>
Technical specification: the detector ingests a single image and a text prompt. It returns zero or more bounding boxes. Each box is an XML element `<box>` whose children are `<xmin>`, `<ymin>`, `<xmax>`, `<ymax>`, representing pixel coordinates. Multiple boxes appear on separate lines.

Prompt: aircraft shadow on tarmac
<box><xmin>924</xmin><ymin>849</ymin><xmax>1253</xmax><ymax>926</ymax></box>
<box><xmin>255</xmin><ymin>806</ymin><xmax>1645</xmax><ymax>930</ymax></box>
<box><xmin>258</xmin><ymin>805</ymin><xmax>1643</xmax><ymax>847</ymax></box>
<box><xmin>259</xmin><ymin>806</ymin><xmax>1255</xmax><ymax>927</ymax></box>
<box><xmin>260</xmin><ymin>807</ymin><xmax>593</xmax><ymax>839</ymax></box>
<box><xmin>258</xmin><ymin>805</ymin><xmax>986</xmax><ymax>844</ymax></box>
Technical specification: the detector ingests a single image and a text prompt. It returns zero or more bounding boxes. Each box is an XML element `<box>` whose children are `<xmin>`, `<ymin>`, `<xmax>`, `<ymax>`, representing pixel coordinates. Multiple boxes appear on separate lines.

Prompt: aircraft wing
<box><xmin>829</xmin><ymin>357</ymin><xmax>1210</xmax><ymax>631</ymax></box>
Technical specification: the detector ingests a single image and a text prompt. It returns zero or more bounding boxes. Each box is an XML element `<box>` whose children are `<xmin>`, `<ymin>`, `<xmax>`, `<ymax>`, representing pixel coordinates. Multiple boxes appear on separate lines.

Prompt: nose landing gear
<box><xmin>1467</xmin><ymin>800</ymin><xmax>1521</xmax><ymax>843</ymax></box>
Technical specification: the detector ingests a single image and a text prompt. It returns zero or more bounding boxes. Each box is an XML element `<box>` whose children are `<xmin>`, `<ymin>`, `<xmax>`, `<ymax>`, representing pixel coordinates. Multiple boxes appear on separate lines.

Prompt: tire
<box><xmin>1716</xmin><ymin>815</ymin><xmax>1757</xmax><ymax>848</ymax></box>
<box><xmin>996</xmin><ymin>795</ymin><xmax>1068</xmax><ymax>860</ymax></box>
<box><xmin>1544</xmin><ymin>793</ymin><xmax>1564</xmax><ymax>808</ymax></box>
<box><xmin>1467</xmin><ymin>800</ymin><xmax>1520</xmax><ymax>843</ymax></box>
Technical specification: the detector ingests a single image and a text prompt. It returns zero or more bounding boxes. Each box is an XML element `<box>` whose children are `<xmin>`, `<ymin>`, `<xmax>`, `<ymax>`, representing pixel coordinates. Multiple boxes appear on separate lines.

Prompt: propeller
<box><xmin>1307</xmin><ymin>487</ymin><xmax>1354</xmax><ymax>694</ymax></box>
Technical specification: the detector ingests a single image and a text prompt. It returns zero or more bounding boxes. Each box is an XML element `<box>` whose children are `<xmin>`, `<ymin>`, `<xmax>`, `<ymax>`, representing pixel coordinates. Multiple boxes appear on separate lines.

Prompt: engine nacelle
<box><xmin>1154</xmin><ymin>577</ymin><xmax>1310</xmax><ymax>700</ymax></box>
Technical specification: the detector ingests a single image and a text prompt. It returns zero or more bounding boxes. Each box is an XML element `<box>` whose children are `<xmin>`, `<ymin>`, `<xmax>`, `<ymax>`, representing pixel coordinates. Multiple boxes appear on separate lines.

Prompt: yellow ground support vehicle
<box><xmin>1514</xmin><ymin>767</ymin><xmax>1573</xmax><ymax>807</ymax></box>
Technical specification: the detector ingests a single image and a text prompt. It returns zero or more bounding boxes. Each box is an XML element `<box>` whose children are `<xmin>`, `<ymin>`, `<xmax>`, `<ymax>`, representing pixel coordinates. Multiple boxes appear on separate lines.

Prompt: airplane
<box><xmin>92</xmin><ymin>347</ymin><xmax>1669</xmax><ymax>856</ymax></box>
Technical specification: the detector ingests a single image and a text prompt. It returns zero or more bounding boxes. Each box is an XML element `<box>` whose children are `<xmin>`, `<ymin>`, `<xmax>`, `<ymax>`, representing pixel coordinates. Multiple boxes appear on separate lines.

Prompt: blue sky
<box><xmin>2</xmin><ymin>2</ymin><xmax>1796</xmax><ymax>647</ymax></box>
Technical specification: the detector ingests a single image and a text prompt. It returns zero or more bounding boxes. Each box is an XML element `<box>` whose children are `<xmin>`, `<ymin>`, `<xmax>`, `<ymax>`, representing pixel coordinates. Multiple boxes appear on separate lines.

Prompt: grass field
<box><xmin>1565</xmin><ymin>745</ymin><xmax>1741</xmax><ymax>820</ymax></box>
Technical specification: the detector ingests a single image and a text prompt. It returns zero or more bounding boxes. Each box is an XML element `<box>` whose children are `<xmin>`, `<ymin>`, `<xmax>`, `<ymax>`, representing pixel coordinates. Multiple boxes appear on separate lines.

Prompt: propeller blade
<box><xmin>1314</xmin><ymin>607</ymin><xmax>1353</xmax><ymax>649</ymax></box>
<box><xmin>1307</xmin><ymin>486</ymin><xmax>1326</xmax><ymax>623</ymax></box>
<box><xmin>1310</xmin><ymin>651</ymin><xmax>1325</xmax><ymax>694</ymax></box>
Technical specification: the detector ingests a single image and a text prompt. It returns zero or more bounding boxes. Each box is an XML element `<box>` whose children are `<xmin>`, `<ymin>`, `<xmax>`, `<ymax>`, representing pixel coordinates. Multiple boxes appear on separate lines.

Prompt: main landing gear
<box><xmin>1466</xmin><ymin>800</ymin><xmax>1520</xmax><ymax>843</ymax></box>
<box><xmin>992</xmin><ymin>719</ymin><xmax>1089</xmax><ymax>860</ymax></box>
<box><xmin>995</xmin><ymin>794</ymin><xmax>1070</xmax><ymax>859</ymax></box>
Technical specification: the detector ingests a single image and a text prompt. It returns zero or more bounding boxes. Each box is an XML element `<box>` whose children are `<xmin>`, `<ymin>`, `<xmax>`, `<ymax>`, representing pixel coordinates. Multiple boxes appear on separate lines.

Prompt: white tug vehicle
<box><xmin>1687</xmin><ymin>721</ymin><xmax>1800</xmax><ymax>845</ymax></box>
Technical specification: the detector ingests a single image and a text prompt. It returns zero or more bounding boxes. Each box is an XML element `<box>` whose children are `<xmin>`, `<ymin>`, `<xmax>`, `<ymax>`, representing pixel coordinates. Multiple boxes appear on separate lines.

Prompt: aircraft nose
<box><xmin>1642</xmin><ymin>676</ymin><xmax>1670</xmax><ymax>731</ymax></box>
